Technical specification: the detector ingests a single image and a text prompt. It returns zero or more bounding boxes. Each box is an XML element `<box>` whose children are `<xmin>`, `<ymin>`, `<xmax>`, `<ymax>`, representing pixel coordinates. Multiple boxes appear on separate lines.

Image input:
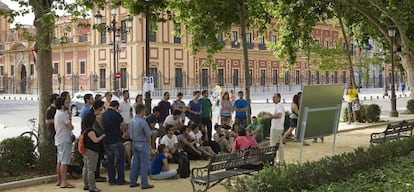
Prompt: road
<box><xmin>0</xmin><ymin>88</ymin><xmax>411</xmax><ymax>142</ymax></box>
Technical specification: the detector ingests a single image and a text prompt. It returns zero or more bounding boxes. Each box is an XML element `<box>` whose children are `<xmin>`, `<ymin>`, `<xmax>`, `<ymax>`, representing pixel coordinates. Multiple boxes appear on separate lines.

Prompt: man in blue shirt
<box><xmin>80</xmin><ymin>93</ymin><xmax>94</xmax><ymax>119</ymax></box>
<box><xmin>233</xmin><ymin>91</ymin><xmax>249</xmax><ymax>129</ymax></box>
<box><xmin>102</xmin><ymin>101</ymin><xmax>128</xmax><ymax>185</ymax></box>
<box><xmin>128</xmin><ymin>104</ymin><xmax>155</xmax><ymax>189</ymax></box>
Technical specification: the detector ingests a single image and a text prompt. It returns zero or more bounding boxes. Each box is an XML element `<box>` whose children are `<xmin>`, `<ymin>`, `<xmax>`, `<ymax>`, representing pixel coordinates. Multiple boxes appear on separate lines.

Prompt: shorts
<box><xmin>347</xmin><ymin>102</ymin><xmax>353</xmax><ymax>113</ymax></box>
<box><xmin>290</xmin><ymin>118</ymin><xmax>298</xmax><ymax>127</ymax></box>
<box><xmin>57</xmin><ymin>142</ymin><xmax>72</xmax><ymax>165</ymax></box>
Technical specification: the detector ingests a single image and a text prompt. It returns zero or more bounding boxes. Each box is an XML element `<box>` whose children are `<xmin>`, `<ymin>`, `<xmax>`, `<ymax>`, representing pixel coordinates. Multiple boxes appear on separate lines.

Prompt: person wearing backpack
<box><xmin>150</xmin><ymin>144</ymin><xmax>178</xmax><ymax>180</ymax></box>
<box><xmin>81</xmin><ymin>102</ymin><xmax>106</xmax><ymax>192</ymax></box>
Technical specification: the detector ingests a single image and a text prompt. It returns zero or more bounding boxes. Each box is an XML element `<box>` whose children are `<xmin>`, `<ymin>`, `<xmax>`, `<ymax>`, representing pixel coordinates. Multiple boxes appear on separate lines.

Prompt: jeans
<box><xmin>151</xmin><ymin>169</ymin><xmax>177</xmax><ymax>180</ymax></box>
<box><xmin>83</xmin><ymin>149</ymin><xmax>98</xmax><ymax>190</ymax></box>
<box><xmin>201</xmin><ymin>117</ymin><xmax>212</xmax><ymax>141</ymax></box>
<box><xmin>130</xmin><ymin>141</ymin><xmax>150</xmax><ymax>187</ymax></box>
<box><xmin>270</xmin><ymin>129</ymin><xmax>284</xmax><ymax>163</ymax></box>
<box><xmin>235</xmin><ymin>116</ymin><xmax>247</xmax><ymax>129</ymax></box>
<box><xmin>104</xmin><ymin>142</ymin><xmax>126</xmax><ymax>184</ymax></box>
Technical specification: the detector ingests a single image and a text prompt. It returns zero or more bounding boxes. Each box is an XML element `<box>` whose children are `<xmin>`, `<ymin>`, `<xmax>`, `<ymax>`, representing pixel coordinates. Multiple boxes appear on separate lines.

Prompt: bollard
<box><xmin>370</xmin><ymin>96</ymin><xmax>372</xmax><ymax>100</ymax></box>
<box><xmin>363</xmin><ymin>96</ymin><xmax>366</xmax><ymax>100</ymax></box>
<box><xmin>266</xmin><ymin>99</ymin><xmax>269</xmax><ymax>103</ymax></box>
<box><xmin>376</xmin><ymin>96</ymin><xmax>379</xmax><ymax>99</ymax></box>
<box><xmin>20</xmin><ymin>97</ymin><xmax>22</xmax><ymax>100</ymax></box>
<box><xmin>283</xmin><ymin>99</ymin><xmax>285</xmax><ymax>103</ymax></box>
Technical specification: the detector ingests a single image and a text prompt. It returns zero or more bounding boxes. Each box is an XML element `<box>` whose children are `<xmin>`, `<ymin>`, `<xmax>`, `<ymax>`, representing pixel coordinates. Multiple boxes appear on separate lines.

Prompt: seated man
<box><xmin>213</xmin><ymin>124</ymin><xmax>232</xmax><ymax>153</ymax></box>
<box><xmin>160</xmin><ymin>125</ymin><xmax>180</xmax><ymax>163</ymax></box>
<box><xmin>146</xmin><ymin>106</ymin><xmax>161</xmax><ymax>149</ymax></box>
<box><xmin>163</xmin><ymin>110</ymin><xmax>184</xmax><ymax>135</ymax></box>
<box><xmin>247</xmin><ymin>116</ymin><xmax>263</xmax><ymax>143</ymax></box>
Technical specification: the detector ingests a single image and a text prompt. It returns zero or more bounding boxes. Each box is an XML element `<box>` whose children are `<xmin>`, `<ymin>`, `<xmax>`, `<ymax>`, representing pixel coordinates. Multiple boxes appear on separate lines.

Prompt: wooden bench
<box><xmin>370</xmin><ymin>120</ymin><xmax>414</xmax><ymax>144</ymax></box>
<box><xmin>190</xmin><ymin>144</ymin><xmax>279</xmax><ymax>192</ymax></box>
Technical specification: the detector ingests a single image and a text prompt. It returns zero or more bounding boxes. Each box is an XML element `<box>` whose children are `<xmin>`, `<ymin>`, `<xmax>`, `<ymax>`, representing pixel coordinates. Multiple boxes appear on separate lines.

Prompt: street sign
<box><xmin>116</xmin><ymin>72</ymin><xmax>121</xmax><ymax>79</ymax></box>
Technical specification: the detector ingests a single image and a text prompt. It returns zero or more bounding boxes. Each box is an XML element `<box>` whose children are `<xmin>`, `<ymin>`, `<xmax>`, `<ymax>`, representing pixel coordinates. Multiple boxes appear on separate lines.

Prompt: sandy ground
<box><xmin>4</xmin><ymin>126</ymin><xmax>385</xmax><ymax>192</ymax></box>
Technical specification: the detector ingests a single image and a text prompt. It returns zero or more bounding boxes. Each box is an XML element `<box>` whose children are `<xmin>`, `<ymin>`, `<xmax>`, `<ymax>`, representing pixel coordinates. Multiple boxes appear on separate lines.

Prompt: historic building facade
<box><xmin>0</xmin><ymin>3</ymin><xmax>363</xmax><ymax>95</ymax></box>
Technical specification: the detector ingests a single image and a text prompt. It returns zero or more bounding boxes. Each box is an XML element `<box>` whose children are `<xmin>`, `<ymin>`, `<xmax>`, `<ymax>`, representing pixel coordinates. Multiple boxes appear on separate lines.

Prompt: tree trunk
<box><xmin>239</xmin><ymin>0</ymin><xmax>251</xmax><ymax>124</ymax></box>
<box><xmin>400</xmin><ymin>53</ymin><xmax>414</xmax><ymax>99</ymax></box>
<box><xmin>32</xmin><ymin>1</ymin><xmax>56</xmax><ymax>171</ymax></box>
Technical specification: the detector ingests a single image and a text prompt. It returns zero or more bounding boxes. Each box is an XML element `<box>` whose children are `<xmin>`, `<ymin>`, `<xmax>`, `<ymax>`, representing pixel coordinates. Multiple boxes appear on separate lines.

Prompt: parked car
<box><xmin>69</xmin><ymin>91</ymin><xmax>95</xmax><ymax>116</ymax></box>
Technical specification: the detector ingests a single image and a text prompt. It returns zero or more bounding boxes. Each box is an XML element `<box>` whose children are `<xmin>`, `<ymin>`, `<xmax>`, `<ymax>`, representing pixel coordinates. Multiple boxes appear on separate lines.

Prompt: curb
<box><xmin>0</xmin><ymin>175</ymin><xmax>55</xmax><ymax>191</ymax></box>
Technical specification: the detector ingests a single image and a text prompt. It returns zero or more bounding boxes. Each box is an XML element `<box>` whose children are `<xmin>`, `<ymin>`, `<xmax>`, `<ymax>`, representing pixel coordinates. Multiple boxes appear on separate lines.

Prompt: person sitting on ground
<box><xmin>213</xmin><ymin>124</ymin><xmax>232</xmax><ymax>153</ymax></box>
<box><xmin>163</xmin><ymin>110</ymin><xmax>184</xmax><ymax>135</ymax></box>
<box><xmin>160</xmin><ymin>125</ymin><xmax>180</xmax><ymax>163</ymax></box>
<box><xmin>178</xmin><ymin>126</ymin><xmax>202</xmax><ymax>160</ymax></box>
<box><xmin>150</xmin><ymin>144</ymin><xmax>178</xmax><ymax>180</ymax></box>
<box><xmin>247</xmin><ymin>116</ymin><xmax>263</xmax><ymax>143</ymax></box>
<box><xmin>189</xmin><ymin>124</ymin><xmax>216</xmax><ymax>157</ymax></box>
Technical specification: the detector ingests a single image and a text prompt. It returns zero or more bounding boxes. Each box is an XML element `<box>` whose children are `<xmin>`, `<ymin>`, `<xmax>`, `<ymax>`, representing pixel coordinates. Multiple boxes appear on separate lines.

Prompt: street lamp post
<box><xmin>388</xmin><ymin>26</ymin><xmax>398</xmax><ymax>117</ymax></box>
<box><xmin>94</xmin><ymin>9</ymin><xmax>132</xmax><ymax>94</ymax></box>
<box><xmin>144</xmin><ymin>0</ymin><xmax>152</xmax><ymax>115</ymax></box>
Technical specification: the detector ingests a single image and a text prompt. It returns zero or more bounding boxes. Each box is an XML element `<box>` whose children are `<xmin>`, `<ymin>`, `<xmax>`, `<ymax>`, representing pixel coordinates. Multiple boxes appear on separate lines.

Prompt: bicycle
<box><xmin>20</xmin><ymin>118</ymin><xmax>39</xmax><ymax>150</ymax></box>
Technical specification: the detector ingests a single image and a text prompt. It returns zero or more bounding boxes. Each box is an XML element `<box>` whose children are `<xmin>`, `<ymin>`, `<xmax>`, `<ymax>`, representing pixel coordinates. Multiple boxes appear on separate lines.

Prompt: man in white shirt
<box><xmin>119</xmin><ymin>90</ymin><xmax>132</xmax><ymax>124</ymax></box>
<box><xmin>54</xmin><ymin>97</ymin><xmax>75</xmax><ymax>188</ymax></box>
<box><xmin>159</xmin><ymin>125</ymin><xmax>179</xmax><ymax>162</ymax></box>
<box><xmin>265</xmin><ymin>92</ymin><xmax>285</xmax><ymax>164</ymax></box>
<box><xmin>163</xmin><ymin>110</ymin><xmax>184</xmax><ymax>133</ymax></box>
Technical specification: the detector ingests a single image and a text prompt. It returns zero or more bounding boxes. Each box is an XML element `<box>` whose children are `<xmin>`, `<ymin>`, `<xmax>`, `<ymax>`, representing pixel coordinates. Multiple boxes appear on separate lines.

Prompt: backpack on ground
<box><xmin>177</xmin><ymin>151</ymin><xmax>190</xmax><ymax>178</ymax></box>
<box><xmin>77</xmin><ymin>133</ymin><xmax>86</xmax><ymax>155</ymax></box>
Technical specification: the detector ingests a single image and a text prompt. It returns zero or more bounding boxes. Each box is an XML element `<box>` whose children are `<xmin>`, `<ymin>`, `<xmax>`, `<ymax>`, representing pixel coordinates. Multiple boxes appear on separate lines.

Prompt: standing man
<box><xmin>265</xmin><ymin>93</ymin><xmax>285</xmax><ymax>164</ymax></box>
<box><xmin>102</xmin><ymin>101</ymin><xmax>128</xmax><ymax>185</ymax></box>
<box><xmin>54</xmin><ymin>97</ymin><xmax>75</xmax><ymax>188</ymax></box>
<box><xmin>103</xmin><ymin>92</ymin><xmax>112</xmax><ymax>109</ymax></box>
<box><xmin>200</xmin><ymin>90</ymin><xmax>213</xmax><ymax>141</ymax></box>
<box><xmin>158</xmin><ymin>92</ymin><xmax>171</xmax><ymax>123</ymax></box>
<box><xmin>128</xmin><ymin>104</ymin><xmax>155</xmax><ymax>189</ymax></box>
<box><xmin>80</xmin><ymin>93</ymin><xmax>94</xmax><ymax>119</ymax></box>
<box><xmin>233</xmin><ymin>91</ymin><xmax>249</xmax><ymax>129</ymax></box>
<box><xmin>346</xmin><ymin>83</ymin><xmax>358</xmax><ymax>124</ymax></box>
<box><xmin>119</xmin><ymin>90</ymin><xmax>132</xmax><ymax>124</ymax></box>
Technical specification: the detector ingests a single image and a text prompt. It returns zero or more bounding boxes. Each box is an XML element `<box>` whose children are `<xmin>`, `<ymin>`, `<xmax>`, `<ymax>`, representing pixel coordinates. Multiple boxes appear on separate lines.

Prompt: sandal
<box><xmin>60</xmin><ymin>183</ymin><xmax>75</xmax><ymax>188</ymax></box>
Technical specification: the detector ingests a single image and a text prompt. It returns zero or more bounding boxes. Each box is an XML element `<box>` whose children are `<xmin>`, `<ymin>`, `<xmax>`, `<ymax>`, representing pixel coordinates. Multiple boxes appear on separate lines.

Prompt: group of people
<box><xmin>44</xmin><ymin>88</ymin><xmax>293</xmax><ymax>191</ymax></box>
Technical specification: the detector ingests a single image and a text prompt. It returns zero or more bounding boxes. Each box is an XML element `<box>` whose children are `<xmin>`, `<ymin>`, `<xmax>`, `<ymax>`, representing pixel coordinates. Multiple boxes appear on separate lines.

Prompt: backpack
<box><xmin>77</xmin><ymin>133</ymin><xmax>86</xmax><ymax>155</ymax></box>
<box><xmin>177</xmin><ymin>151</ymin><xmax>190</xmax><ymax>178</ymax></box>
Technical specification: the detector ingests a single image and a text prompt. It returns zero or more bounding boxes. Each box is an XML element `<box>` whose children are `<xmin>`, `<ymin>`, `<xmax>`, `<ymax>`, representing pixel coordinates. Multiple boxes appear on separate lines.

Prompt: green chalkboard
<box><xmin>296</xmin><ymin>85</ymin><xmax>344</xmax><ymax>139</ymax></box>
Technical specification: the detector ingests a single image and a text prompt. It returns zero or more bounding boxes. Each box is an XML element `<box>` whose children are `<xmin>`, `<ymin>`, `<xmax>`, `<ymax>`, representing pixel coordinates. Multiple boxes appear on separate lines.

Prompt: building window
<box><xmin>30</xmin><ymin>64</ymin><xmax>34</xmax><ymax>76</ymax></box>
<box><xmin>149</xmin><ymin>23</ymin><xmax>156</xmax><ymax>42</ymax></box>
<box><xmin>325</xmin><ymin>40</ymin><xmax>329</xmax><ymax>47</ymax></box>
<box><xmin>201</xmin><ymin>69</ymin><xmax>208</xmax><ymax>88</ymax></box>
<box><xmin>100</xmin><ymin>26</ymin><xmax>106</xmax><ymax>44</ymax></box>
<box><xmin>217</xmin><ymin>69</ymin><xmax>224</xmax><ymax>86</ymax></box>
<box><xmin>350</xmin><ymin>43</ymin><xmax>354</xmax><ymax>56</ymax></box>
<box><xmin>272</xmin><ymin>70</ymin><xmax>278</xmax><ymax>85</ymax></box>
<box><xmin>121</xmin><ymin>20</ymin><xmax>128</xmax><ymax>42</ymax></box>
<box><xmin>53</xmin><ymin>63</ymin><xmax>59</xmax><ymax>74</ymax></box>
<box><xmin>0</xmin><ymin>66</ymin><xmax>4</xmax><ymax>75</ymax></box>
<box><xmin>249</xmin><ymin>69</ymin><xmax>253</xmax><ymax>85</ymax></box>
<box><xmin>80</xmin><ymin>61</ymin><xmax>86</xmax><ymax>74</ymax></box>
<box><xmin>10</xmin><ymin>64</ymin><xmax>14</xmax><ymax>76</ymax></box>
<box><xmin>258</xmin><ymin>35</ymin><xmax>266</xmax><ymax>50</ymax></box>
<box><xmin>334</xmin><ymin>71</ymin><xmax>338</xmax><ymax>84</ymax></box>
<box><xmin>246</xmin><ymin>33</ymin><xmax>253</xmax><ymax>49</ymax></box>
<box><xmin>174</xmin><ymin>26</ymin><xmax>181</xmax><ymax>44</ymax></box>
<box><xmin>284</xmin><ymin>71</ymin><xmax>290</xmax><ymax>85</ymax></box>
<box><xmin>325</xmin><ymin>71</ymin><xmax>330</xmax><ymax>84</ymax></box>
<box><xmin>149</xmin><ymin>68</ymin><xmax>158</xmax><ymax>88</ymax></box>
<box><xmin>99</xmin><ymin>69</ymin><xmax>106</xmax><ymax>88</ymax></box>
<box><xmin>342</xmin><ymin>71</ymin><xmax>347</xmax><ymax>84</ymax></box>
<box><xmin>233</xmin><ymin>69</ymin><xmax>239</xmax><ymax>86</ymax></box>
<box><xmin>121</xmin><ymin>68</ymin><xmax>127</xmax><ymax>88</ymax></box>
<box><xmin>314</xmin><ymin>39</ymin><xmax>320</xmax><ymax>45</ymax></box>
<box><xmin>218</xmin><ymin>33</ymin><xmax>225</xmax><ymax>46</ymax></box>
<box><xmin>295</xmin><ymin>70</ymin><xmax>300</xmax><ymax>85</ymax></box>
<box><xmin>66</xmin><ymin>62</ymin><xmax>72</xmax><ymax>74</ymax></box>
<box><xmin>271</xmin><ymin>35</ymin><xmax>277</xmax><ymax>44</ymax></box>
<box><xmin>306</xmin><ymin>70</ymin><xmax>311</xmax><ymax>84</ymax></box>
<box><xmin>231</xmin><ymin>31</ymin><xmax>239</xmax><ymax>48</ymax></box>
<box><xmin>260</xmin><ymin>69</ymin><xmax>266</xmax><ymax>86</ymax></box>
<box><xmin>175</xmin><ymin>68</ymin><xmax>183</xmax><ymax>88</ymax></box>
<box><xmin>316</xmin><ymin>71</ymin><xmax>320</xmax><ymax>84</ymax></box>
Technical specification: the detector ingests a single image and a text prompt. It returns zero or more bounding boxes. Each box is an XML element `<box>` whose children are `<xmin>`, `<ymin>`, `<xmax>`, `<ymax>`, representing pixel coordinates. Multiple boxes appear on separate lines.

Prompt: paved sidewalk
<box><xmin>1</xmin><ymin>113</ymin><xmax>414</xmax><ymax>192</ymax></box>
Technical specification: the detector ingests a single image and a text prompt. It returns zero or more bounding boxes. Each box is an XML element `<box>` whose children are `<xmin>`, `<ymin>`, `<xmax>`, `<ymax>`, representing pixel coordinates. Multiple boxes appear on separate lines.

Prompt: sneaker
<box><xmin>95</xmin><ymin>177</ymin><xmax>107</xmax><ymax>182</ymax></box>
<box><xmin>142</xmin><ymin>184</ymin><xmax>154</xmax><ymax>189</ymax></box>
<box><xmin>83</xmin><ymin>186</ymin><xmax>89</xmax><ymax>191</ymax></box>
